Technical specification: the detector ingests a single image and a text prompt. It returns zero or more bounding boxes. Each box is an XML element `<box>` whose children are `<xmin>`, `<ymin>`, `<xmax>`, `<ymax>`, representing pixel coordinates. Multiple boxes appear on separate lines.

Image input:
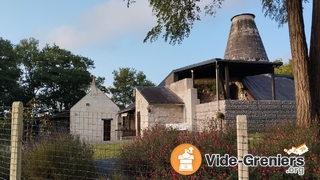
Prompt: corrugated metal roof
<box><xmin>136</xmin><ymin>86</ymin><xmax>184</xmax><ymax>105</ymax></box>
<box><xmin>242</xmin><ymin>74</ymin><xmax>295</xmax><ymax>100</ymax></box>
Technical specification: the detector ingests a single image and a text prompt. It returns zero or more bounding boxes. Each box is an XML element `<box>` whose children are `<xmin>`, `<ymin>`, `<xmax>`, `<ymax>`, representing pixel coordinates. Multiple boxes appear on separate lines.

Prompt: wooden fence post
<box><xmin>10</xmin><ymin>102</ymin><xmax>23</xmax><ymax>180</ymax></box>
<box><xmin>237</xmin><ymin>115</ymin><xmax>249</xmax><ymax>180</ymax></box>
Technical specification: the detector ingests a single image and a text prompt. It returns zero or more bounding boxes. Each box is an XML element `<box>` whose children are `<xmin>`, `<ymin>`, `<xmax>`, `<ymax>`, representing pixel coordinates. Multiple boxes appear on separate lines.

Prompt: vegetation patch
<box><xmin>114</xmin><ymin>121</ymin><xmax>320</xmax><ymax>180</ymax></box>
<box><xmin>91</xmin><ymin>142</ymin><xmax>129</xmax><ymax>159</ymax></box>
<box><xmin>21</xmin><ymin>133</ymin><xmax>99</xmax><ymax>180</ymax></box>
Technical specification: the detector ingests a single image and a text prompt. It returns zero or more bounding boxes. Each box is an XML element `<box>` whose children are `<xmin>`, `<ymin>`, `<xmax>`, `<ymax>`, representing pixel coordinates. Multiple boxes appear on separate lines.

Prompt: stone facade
<box><xmin>195</xmin><ymin>100</ymin><xmax>296</xmax><ymax>132</ymax></box>
<box><xmin>70</xmin><ymin>80</ymin><xmax>120</xmax><ymax>143</ymax></box>
<box><xmin>135</xmin><ymin>89</ymin><xmax>184</xmax><ymax>135</ymax></box>
<box><xmin>135</xmin><ymin>89</ymin><xmax>150</xmax><ymax>135</ymax></box>
<box><xmin>166</xmin><ymin>78</ymin><xmax>200</xmax><ymax>131</ymax></box>
<box><xmin>148</xmin><ymin>104</ymin><xmax>184</xmax><ymax>126</ymax></box>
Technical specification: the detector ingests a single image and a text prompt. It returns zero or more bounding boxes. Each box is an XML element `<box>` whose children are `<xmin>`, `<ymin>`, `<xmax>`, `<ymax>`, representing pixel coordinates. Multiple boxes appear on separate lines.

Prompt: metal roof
<box><xmin>136</xmin><ymin>86</ymin><xmax>184</xmax><ymax>105</ymax></box>
<box><xmin>242</xmin><ymin>74</ymin><xmax>295</xmax><ymax>100</ymax></box>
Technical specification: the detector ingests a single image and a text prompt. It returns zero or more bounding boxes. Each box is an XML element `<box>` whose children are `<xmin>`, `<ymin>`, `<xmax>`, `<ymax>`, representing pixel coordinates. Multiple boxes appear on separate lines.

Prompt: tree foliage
<box><xmin>127</xmin><ymin>0</ymin><xmax>224</xmax><ymax>45</ymax></box>
<box><xmin>261</xmin><ymin>0</ymin><xmax>309</xmax><ymax>26</ymax></box>
<box><xmin>273</xmin><ymin>59</ymin><xmax>293</xmax><ymax>75</ymax></box>
<box><xmin>35</xmin><ymin>43</ymin><xmax>95</xmax><ymax>110</ymax></box>
<box><xmin>107</xmin><ymin>68</ymin><xmax>155</xmax><ymax>109</ymax></box>
<box><xmin>0</xmin><ymin>37</ymin><xmax>106</xmax><ymax>111</ymax></box>
<box><xmin>0</xmin><ymin>37</ymin><xmax>22</xmax><ymax>106</ymax></box>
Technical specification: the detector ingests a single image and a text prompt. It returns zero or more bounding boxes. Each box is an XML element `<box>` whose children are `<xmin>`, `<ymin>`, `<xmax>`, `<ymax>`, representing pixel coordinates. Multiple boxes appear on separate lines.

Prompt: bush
<box><xmin>21</xmin><ymin>133</ymin><xmax>99</xmax><ymax>180</ymax></box>
<box><xmin>249</xmin><ymin>120</ymin><xmax>320</xmax><ymax>180</ymax></box>
<box><xmin>116</xmin><ymin>121</ymin><xmax>320</xmax><ymax>180</ymax></box>
<box><xmin>116</xmin><ymin>124</ymin><xmax>238</xmax><ymax>180</ymax></box>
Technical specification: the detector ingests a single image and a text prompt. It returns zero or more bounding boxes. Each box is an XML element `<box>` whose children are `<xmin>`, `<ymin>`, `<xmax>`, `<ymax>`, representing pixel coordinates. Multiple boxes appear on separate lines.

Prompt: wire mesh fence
<box><xmin>1</xmin><ymin>101</ymin><xmax>319</xmax><ymax>179</ymax></box>
<box><xmin>0</xmin><ymin>106</ymin><xmax>11</xmax><ymax>180</ymax></box>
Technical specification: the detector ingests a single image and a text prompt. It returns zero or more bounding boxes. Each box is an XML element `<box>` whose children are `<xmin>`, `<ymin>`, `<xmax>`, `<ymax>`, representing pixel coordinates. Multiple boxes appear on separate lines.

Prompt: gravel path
<box><xmin>93</xmin><ymin>158</ymin><xmax>118</xmax><ymax>175</ymax></box>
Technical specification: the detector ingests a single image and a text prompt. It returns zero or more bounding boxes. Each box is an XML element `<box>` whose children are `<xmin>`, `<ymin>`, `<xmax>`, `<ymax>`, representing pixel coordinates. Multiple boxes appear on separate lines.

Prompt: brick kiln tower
<box><xmin>224</xmin><ymin>13</ymin><xmax>269</xmax><ymax>61</ymax></box>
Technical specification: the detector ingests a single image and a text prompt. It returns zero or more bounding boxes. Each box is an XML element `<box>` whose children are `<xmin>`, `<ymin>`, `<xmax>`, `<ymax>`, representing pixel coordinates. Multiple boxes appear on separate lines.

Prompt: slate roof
<box><xmin>242</xmin><ymin>74</ymin><xmax>295</xmax><ymax>100</ymax></box>
<box><xmin>118</xmin><ymin>103</ymin><xmax>135</xmax><ymax>114</ymax></box>
<box><xmin>136</xmin><ymin>86</ymin><xmax>184</xmax><ymax>105</ymax></box>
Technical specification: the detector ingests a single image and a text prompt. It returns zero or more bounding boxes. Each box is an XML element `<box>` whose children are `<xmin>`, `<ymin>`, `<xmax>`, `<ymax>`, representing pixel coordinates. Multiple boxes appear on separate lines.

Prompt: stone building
<box><xmin>130</xmin><ymin>13</ymin><xmax>296</xmax><ymax>134</ymax></box>
<box><xmin>70</xmin><ymin>78</ymin><xmax>120</xmax><ymax>143</ymax></box>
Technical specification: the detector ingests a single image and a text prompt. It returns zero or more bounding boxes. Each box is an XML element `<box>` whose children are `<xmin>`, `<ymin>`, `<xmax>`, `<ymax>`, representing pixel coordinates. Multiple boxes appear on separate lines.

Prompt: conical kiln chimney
<box><xmin>224</xmin><ymin>13</ymin><xmax>269</xmax><ymax>61</ymax></box>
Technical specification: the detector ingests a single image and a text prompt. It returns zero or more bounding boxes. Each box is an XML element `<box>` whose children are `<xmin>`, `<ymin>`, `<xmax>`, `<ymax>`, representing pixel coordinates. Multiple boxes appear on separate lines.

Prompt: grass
<box><xmin>248</xmin><ymin>132</ymin><xmax>265</xmax><ymax>148</ymax></box>
<box><xmin>91</xmin><ymin>142</ymin><xmax>130</xmax><ymax>159</ymax></box>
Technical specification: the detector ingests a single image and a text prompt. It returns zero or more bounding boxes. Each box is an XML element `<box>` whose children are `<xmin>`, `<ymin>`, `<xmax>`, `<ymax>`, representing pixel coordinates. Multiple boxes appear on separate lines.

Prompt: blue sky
<box><xmin>0</xmin><ymin>0</ymin><xmax>312</xmax><ymax>87</ymax></box>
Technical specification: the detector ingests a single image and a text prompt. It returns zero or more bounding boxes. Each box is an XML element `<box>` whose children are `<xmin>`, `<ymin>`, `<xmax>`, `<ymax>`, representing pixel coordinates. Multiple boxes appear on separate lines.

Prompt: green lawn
<box><xmin>91</xmin><ymin>142</ymin><xmax>130</xmax><ymax>159</ymax></box>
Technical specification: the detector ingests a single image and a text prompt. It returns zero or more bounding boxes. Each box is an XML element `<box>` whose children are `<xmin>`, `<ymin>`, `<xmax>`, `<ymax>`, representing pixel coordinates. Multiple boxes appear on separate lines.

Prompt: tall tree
<box><xmin>309</xmin><ymin>0</ymin><xmax>320</xmax><ymax>132</ymax></box>
<box><xmin>15</xmin><ymin>38</ymin><xmax>106</xmax><ymax>110</ymax></box>
<box><xmin>0</xmin><ymin>37</ymin><xmax>22</xmax><ymax>106</ymax></box>
<box><xmin>126</xmin><ymin>0</ymin><xmax>320</xmax><ymax>129</ymax></box>
<box><xmin>261</xmin><ymin>0</ymin><xmax>320</xmax><ymax>128</ymax></box>
<box><xmin>15</xmin><ymin>38</ymin><xmax>42</xmax><ymax>103</ymax></box>
<box><xmin>107</xmin><ymin>68</ymin><xmax>155</xmax><ymax>109</ymax></box>
<box><xmin>35</xmin><ymin>44</ymin><xmax>95</xmax><ymax>110</ymax></box>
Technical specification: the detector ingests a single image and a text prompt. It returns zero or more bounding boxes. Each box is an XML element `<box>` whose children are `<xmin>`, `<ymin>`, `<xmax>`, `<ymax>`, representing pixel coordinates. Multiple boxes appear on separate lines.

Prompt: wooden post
<box><xmin>220</xmin><ymin>69</ymin><xmax>227</xmax><ymax>100</ymax></box>
<box><xmin>216</xmin><ymin>62</ymin><xmax>220</xmax><ymax>110</ymax></box>
<box><xmin>237</xmin><ymin>115</ymin><xmax>249</xmax><ymax>180</ymax></box>
<box><xmin>271</xmin><ymin>69</ymin><xmax>276</xmax><ymax>100</ymax></box>
<box><xmin>225</xmin><ymin>65</ymin><xmax>230</xmax><ymax>99</ymax></box>
<box><xmin>10</xmin><ymin>102</ymin><xmax>23</xmax><ymax>180</ymax></box>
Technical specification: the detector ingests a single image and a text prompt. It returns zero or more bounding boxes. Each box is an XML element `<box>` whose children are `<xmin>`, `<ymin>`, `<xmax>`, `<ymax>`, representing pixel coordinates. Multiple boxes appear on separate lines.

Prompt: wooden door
<box><xmin>137</xmin><ymin>111</ymin><xmax>141</xmax><ymax>136</ymax></box>
<box><xmin>103</xmin><ymin>120</ymin><xmax>111</xmax><ymax>141</ymax></box>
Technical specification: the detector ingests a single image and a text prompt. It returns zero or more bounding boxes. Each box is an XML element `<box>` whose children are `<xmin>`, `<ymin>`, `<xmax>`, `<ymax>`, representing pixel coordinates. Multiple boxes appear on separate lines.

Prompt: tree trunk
<box><xmin>286</xmin><ymin>0</ymin><xmax>312</xmax><ymax>126</ymax></box>
<box><xmin>309</xmin><ymin>0</ymin><xmax>320</xmax><ymax>136</ymax></box>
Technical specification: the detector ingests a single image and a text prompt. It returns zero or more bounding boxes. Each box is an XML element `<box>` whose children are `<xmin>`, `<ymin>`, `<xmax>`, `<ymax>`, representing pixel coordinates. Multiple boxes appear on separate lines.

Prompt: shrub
<box><xmin>21</xmin><ymin>133</ymin><xmax>99</xmax><ymax>180</ymax></box>
<box><xmin>116</xmin><ymin>124</ymin><xmax>238</xmax><ymax>180</ymax></box>
<box><xmin>249</xmin><ymin>120</ymin><xmax>320</xmax><ymax>180</ymax></box>
<box><xmin>116</xmin><ymin>121</ymin><xmax>320</xmax><ymax>180</ymax></box>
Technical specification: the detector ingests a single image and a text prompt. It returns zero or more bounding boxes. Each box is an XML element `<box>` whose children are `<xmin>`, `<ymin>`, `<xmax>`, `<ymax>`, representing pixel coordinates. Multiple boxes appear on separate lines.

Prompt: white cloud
<box><xmin>43</xmin><ymin>0</ymin><xmax>156</xmax><ymax>49</ymax></box>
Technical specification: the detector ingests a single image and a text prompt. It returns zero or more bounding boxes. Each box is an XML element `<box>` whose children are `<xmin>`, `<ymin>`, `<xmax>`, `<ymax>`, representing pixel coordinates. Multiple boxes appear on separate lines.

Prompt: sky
<box><xmin>0</xmin><ymin>0</ymin><xmax>313</xmax><ymax>88</ymax></box>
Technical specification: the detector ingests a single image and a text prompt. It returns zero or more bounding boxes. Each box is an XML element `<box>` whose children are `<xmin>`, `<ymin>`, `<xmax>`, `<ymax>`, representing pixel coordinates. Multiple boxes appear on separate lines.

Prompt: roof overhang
<box><xmin>172</xmin><ymin>58</ymin><xmax>282</xmax><ymax>81</ymax></box>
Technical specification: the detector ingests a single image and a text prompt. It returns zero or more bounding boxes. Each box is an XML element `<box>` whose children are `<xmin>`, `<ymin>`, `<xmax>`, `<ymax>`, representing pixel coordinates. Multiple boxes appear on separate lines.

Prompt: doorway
<box><xmin>103</xmin><ymin>119</ymin><xmax>111</xmax><ymax>141</ymax></box>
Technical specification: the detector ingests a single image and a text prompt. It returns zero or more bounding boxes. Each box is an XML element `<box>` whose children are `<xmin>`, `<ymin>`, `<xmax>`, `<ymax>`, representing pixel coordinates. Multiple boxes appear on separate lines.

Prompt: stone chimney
<box><xmin>224</xmin><ymin>13</ymin><xmax>269</xmax><ymax>61</ymax></box>
<box><xmin>91</xmin><ymin>76</ymin><xmax>96</xmax><ymax>91</ymax></box>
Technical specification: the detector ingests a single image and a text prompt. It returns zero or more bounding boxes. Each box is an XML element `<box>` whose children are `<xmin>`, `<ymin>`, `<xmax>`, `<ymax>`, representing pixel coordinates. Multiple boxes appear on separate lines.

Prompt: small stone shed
<box><xmin>134</xmin><ymin>86</ymin><xmax>187</xmax><ymax>136</ymax></box>
<box><xmin>70</xmin><ymin>78</ymin><xmax>120</xmax><ymax>143</ymax></box>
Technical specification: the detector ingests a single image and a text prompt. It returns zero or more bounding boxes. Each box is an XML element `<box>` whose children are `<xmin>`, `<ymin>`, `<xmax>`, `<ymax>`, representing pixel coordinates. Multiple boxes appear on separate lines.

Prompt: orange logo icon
<box><xmin>170</xmin><ymin>143</ymin><xmax>202</xmax><ymax>175</ymax></box>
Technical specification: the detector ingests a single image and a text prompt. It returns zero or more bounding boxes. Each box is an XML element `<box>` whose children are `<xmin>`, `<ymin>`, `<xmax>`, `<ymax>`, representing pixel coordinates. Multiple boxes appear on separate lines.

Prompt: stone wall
<box><xmin>166</xmin><ymin>78</ymin><xmax>199</xmax><ymax>131</ymax></box>
<box><xmin>148</xmin><ymin>104</ymin><xmax>184</xmax><ymax>127</ymax></box>
<box><xmin>135</xmin><ymin>89</ymin><xmax>150</xmax><ymax>136</ymax></box>
<box><xmin>195</xmin><ymin>100</ymin><xmax>296</xmax><ymax>132</ymax></box>
<box><xmin>225</xmin><ymin>100</ymin><xmax>296</xmax><ymax>132</ymax></box>
<box><xmin>195</xmin><ymin>101</ymin><xmax>226</xmax><ymax>132</ymax></box>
